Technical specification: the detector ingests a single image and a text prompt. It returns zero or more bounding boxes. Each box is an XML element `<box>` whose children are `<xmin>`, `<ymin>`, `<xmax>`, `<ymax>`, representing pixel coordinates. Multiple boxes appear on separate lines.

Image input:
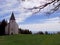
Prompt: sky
<box><xmin>0</xmin><ymin>0</ymin><xmax>60</xmax><ymax>32</ymax></box>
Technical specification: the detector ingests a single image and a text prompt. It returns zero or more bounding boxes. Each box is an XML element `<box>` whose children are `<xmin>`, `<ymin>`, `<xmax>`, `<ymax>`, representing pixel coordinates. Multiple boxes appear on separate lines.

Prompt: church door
<box><xmin>11</xmin><ymin>32</ymin><xmax>13</xmax><ymax>35</ymax></box>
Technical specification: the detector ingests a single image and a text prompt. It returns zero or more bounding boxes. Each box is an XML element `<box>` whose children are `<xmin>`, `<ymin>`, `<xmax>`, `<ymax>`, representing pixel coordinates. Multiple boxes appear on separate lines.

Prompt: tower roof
<box><xmin>10</xmin><ymin>12</ymin><xmax>15</xmax><ymax>20</ymax></box>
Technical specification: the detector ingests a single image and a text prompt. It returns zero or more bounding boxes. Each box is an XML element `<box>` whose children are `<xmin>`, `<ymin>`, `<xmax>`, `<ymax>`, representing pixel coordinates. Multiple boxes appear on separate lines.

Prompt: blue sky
<box><xmin>0</xmin><ymin>0</ymin><xmax>60</xmax><ymax>32</ymax></box>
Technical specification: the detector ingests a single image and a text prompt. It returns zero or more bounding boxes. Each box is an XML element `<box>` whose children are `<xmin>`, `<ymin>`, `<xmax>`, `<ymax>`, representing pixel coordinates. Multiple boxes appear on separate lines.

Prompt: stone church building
<box><xmin>5</xmin><ymin>13</ymin><xmax>19</xmax><ymax>35</ymax></box>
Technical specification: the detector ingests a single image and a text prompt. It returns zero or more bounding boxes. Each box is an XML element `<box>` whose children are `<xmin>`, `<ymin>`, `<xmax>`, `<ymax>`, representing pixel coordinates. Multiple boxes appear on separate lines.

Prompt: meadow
<box><xmin>0</xmin><ymin>34</ymin><xmax>60</xmax><ymax>45</ymax></box>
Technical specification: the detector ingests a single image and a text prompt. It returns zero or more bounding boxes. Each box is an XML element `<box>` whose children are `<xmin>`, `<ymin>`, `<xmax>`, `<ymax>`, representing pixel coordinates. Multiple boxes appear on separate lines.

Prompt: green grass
<box><xmin>0</xmin><ymin>34</ymin><xmax>60</xmax><ymax>45</ymax></box>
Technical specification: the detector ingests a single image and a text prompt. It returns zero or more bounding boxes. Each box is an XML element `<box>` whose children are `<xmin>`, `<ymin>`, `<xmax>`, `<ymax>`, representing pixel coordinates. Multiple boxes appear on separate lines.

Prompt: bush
<box><xmin>35</xmin><ymin>31</ymin><xmax>44</xmax><ymax>34</ymax></box>
<box><xmin>45</xmin><ymin>31</ymin><xmax>48</xmax><ymax>35</ymax></box>
<box><xmin>19</xmin><ymin>28</ymin><xmax>32</xmax><ymax>34</ymax></box>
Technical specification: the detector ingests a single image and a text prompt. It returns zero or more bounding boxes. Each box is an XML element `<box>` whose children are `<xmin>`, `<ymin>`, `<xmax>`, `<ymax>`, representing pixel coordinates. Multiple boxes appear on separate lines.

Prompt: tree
<box><xmin>36</xmin><ymin>31</ymin><xmax>44</xmax><ymax>34</ymax></box>
<box><xmin>21</xmin><ymin>0</ymin><xmax>60</xmax><ymax>14</ymax></box>
<box><xmin>19</xmin><ymin>28</ymin><xmax>32</xmax><ymax>34</ymax></box>
<box><xmin>0</xmin><ymin>19</ymin><xmax>7</xmax><ymax>35</ymax></box>
<box><xmin>24</xmin><ymin>29</ymin><xmax>32</xmax><ymax>34</ymax></box>
<box><xmin>57</xmin><ymin>32</ymin><xmax>60</xmax><ymax>34</ymax></box>
<box><xmin>45</xmin><ymin>31</ymin><xmax>48</xmax><ymax>35</ymax></box>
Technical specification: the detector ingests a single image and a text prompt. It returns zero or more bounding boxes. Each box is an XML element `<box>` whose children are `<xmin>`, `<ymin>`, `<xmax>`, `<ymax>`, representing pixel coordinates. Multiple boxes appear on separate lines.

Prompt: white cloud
<box><xmin>19</xmin><ymin>0</ymin><xmax>55</xmax><ymax>13</ymax></box>
<box><xmin>0</xmin><ymin>0</ymin><xmax>56</xmax><ymax>23</ymax></box>
<box><xmin>20</xmin><ymin>0</ymin><xmax>52</xmax><ymax>8</ymax></box>
<box><xmin>44</xmin><ymin>17</ymin><xmax>60</xmax><ymax>23</ymax></box>
<box><xmin>19</xmin><ymin>17</ymin><xmax>60</xmax><ymax>31</ymax></box>
<box><xmin>0</xmin><ymin>0</ymin><xmax>33</xmax><ymax>23</ymax></box>
<box><xmin>15</xmin><ymin>12</ymin><xmax>33</xmax><ymax>23</ymax></box>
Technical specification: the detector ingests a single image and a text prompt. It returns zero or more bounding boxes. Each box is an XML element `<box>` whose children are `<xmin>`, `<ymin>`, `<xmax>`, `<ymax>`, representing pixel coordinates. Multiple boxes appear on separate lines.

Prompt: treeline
<box><xmin>34</xmin><ymin>31</ymin><xmax>49</xmax><ymax>35</ymax></box>
<box><xmin>34</xmin><ymin>31</ymin><xmax>60</xmax><ymax>35</ymax></box>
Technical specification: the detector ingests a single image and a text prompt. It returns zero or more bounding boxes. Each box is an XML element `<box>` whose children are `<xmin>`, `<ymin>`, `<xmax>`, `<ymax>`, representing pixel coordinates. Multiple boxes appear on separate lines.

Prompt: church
<box><xmin>5</xmin><ymin>12</ymin><xmax>19</xmax><ymax>35</ymax></box>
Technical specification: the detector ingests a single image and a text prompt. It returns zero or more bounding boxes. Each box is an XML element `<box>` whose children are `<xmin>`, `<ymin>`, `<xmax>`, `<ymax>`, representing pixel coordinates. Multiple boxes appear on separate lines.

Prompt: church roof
<box><xmin>10</xmin><ymin>12</ymin><xmax>15</xmax><ymax>20</ymax></box>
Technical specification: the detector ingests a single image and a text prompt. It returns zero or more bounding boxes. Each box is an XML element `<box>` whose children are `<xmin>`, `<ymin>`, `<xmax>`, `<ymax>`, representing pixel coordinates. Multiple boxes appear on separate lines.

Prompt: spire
<box><xmin>10</xmin><ymin>12</ymin><xmax>15</xmax><ymax>20</ymax></box>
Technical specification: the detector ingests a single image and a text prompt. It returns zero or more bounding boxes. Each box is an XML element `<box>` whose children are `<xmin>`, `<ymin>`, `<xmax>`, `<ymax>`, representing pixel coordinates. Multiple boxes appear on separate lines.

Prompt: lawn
<box><xmin>0</xmin><ymin>34</ymin><xmax>60</xmax><ymax>45</ymax></box>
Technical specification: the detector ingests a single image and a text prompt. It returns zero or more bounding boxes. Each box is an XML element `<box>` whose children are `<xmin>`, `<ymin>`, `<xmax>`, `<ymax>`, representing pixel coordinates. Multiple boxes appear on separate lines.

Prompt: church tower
<box><xmin>5</xmin><ymin>12</ymin><xmax>19</xmax><ymax>35</ymax></box>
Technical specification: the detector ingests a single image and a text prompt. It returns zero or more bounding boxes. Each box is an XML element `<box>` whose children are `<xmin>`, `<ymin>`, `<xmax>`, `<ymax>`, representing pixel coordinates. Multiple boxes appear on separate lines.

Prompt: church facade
<box><xmin>5</xmin><ymin>13</ymin><xmax>19</xmax><ymax>35</ymax></box>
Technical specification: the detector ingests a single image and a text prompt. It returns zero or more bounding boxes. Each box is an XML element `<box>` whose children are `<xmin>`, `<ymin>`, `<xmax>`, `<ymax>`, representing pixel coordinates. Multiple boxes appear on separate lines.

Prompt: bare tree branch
<box><xmin>24</xmin><ymin>0</ymin><xmax>60</xmax><ymax>14</ymax></box>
